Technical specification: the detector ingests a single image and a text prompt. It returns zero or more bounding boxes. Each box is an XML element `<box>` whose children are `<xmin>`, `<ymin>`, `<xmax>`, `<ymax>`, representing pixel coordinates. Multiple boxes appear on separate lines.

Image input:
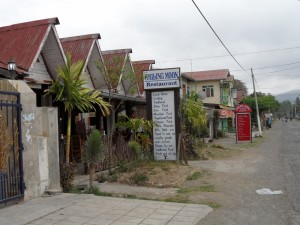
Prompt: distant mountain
<box><xmin>275</xmin><ymin>89</ymin><xmax>300</xmax><ymax>103</ymax></box>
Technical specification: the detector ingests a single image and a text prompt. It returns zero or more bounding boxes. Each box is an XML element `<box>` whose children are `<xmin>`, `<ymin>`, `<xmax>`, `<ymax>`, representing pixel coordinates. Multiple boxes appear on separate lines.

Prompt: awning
<box><xmin>219</xmin><ymin>104</ymin><xmax>234</xmax><ymax>110</ymax></box>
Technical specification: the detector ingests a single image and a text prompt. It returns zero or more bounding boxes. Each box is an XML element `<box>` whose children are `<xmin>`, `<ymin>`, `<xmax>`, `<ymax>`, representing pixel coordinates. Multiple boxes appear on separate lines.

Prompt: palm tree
<box><xmin>45</xmin><ymin>53</ymin><xmax>110</xmax><ymax>165</ymax></box>
<box><xmin>82</xmin><ymin>129</ymin><xmax>104</xmax><ymax>190</ymax></box>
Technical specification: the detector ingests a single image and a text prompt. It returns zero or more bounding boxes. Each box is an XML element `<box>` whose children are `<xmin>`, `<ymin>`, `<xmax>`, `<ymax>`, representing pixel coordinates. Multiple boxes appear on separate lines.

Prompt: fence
<box><xmin>0</xmin><ymin>86</ymin><xmax>24</xmax><ymax>206</ymax></box>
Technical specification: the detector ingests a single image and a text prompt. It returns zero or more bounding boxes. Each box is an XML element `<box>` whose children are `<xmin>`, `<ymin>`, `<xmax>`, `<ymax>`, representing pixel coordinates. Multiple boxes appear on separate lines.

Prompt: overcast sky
<box><xmin>1</xmin><ymin>0</ymin><xmax>300</xmax><ymax>95</ymax></box>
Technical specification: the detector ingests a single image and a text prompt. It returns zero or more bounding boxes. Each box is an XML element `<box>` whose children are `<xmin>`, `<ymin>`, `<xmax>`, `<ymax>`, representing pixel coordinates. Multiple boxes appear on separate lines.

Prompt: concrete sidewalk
<box><xmin>0</xmin><ymin>193</ymin><xmax>212</xmax><ymax>225</ymax></box>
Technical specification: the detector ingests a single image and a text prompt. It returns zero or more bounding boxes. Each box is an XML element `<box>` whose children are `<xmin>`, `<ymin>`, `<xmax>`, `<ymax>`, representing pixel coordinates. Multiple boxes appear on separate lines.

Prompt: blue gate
<box><xmin>0</xmin><ymin>91</ymin><xmax>24</xmax><ymax>206</ymax></box>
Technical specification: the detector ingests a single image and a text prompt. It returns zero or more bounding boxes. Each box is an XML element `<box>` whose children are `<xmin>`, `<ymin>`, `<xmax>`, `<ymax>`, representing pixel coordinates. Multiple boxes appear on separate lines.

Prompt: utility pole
<box><xmin>251</xmin><ymin>68</ymin><xmax>262</xmax><ymax>136</ymax></box>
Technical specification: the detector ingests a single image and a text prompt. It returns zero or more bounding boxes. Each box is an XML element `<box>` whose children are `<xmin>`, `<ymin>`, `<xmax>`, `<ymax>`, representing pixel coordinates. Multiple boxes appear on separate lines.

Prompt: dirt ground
<box><xmin>96</xmin><ymin>134</ymin><xmax>248</xmax><ymax>207</ymax></box>
<box><xmin>83</xmin><ymin>122</ymin><xmax>300</xmax><ymax>225</ymax></box>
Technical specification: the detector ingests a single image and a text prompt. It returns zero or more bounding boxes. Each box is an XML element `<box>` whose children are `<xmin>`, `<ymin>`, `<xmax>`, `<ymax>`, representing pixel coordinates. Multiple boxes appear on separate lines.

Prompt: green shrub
<box><xmin>211</xmin><ymin>144</ymin><xmax>226</xmax><ymax>149</ymax></box>
<box><xmin>186</xmin><ymin>171</ymin><xmax>203</xmax><ymax>180</ymax></box>
<box><xmin>130</xmin><ymin>172</ymin><xmax>149</xmax><ymax>185</ymax></box>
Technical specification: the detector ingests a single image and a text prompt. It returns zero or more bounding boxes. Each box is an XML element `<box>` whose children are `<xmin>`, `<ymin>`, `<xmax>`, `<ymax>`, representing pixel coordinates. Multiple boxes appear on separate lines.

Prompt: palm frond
<box><xmin>83</xmin><ymin>129</ymin><xmax>104</xmax><ymax>167</ymax></box>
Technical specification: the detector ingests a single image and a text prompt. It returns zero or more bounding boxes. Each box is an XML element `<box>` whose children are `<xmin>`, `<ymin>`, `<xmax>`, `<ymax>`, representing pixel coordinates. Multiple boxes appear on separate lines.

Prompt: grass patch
<box><xmin>186</xmin><ymin>171</ymin><xmax>204</xmax><ymax>180</ymax></box>
<box><xmin>199</xmin><ymin>200</ymin><xmax>221</xmax><ymax>209</ymax></box>
<box><xmin>68</xmin><ymin>185</ymin><xmax>83</xmax><ymax>194</ymax></box>
<box><xmin>83</xmin><ymin>186</ymin><xmax>113</xmax><ymax>197</ymax></box>
<box><xmin>177</xmin><ymin>185</ymin><xmax>216</xmax><ymax>193</ymax></box>
<box><xmin>164</xmin><ymin>195</ymin><xmax>191</xmax><ymax>203</ymax></box>
<box><xmin>129</xmin><ymin>172</ymin><xmax>149</xmax><ymax>185</ymax></box>
<box><xmin>122</xmin><ymin>194</ymin><xmax>139</xmax><ymax>199</ymax></box>
<box><xmin>211</xmin><ymin>144</ymin><xmax>226</xmax><ymax>149</ymax></box>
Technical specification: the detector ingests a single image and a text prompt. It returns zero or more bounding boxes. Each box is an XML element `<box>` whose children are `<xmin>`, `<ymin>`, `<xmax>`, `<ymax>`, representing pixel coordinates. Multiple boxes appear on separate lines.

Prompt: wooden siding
<box><xmin>39</xmin><ymin>27</ymin><xmax>65</xmax><ymax>80</ymax></box>
<box><xmin>88</xmin><ymin>44</ymin><xmax>108</xmax><ymax>91</ymax></box>
<box><xmin>30</xmin><ymin>55</ymin><xmax>52</xmax><ymax>83</ymax></box>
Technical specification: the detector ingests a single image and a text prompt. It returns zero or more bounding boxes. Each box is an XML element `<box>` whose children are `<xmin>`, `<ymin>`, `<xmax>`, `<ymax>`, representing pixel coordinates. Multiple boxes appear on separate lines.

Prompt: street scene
<box><xmin>0</xmin><ymin>120</ymin><xmax>299</xmax><ymax>224</ymax></box>
<box><xmin>1</xmin><ymin>1</ymin><xmax>300</xmax><ymax>225</ymax></box>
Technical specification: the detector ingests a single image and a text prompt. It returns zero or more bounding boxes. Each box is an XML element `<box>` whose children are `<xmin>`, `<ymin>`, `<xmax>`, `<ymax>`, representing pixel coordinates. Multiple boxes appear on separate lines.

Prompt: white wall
<box><xmin>10</xmin><ymin>80</ymin><xmax>61</xmax><ymax>200</ymax></box>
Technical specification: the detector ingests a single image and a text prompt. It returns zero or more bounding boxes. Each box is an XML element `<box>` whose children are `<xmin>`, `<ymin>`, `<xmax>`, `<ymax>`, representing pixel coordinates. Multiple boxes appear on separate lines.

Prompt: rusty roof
<box><xmin>102</xmin><ymin>49</ymin><xmax>132</xmax><ymax>90</ymax></box>
<box><xmin>132</xmin><ymin>60</ymin><xmax>155</xmax><ymax>94</ymax></box>
<box><xmin>0</xmin><ymin>18</ymin><xmax>59</xmax><ymax>73</ymax></box>
<box><xmin>182</xmin><ymin>69</ymin><xmax>230</xmax><ymax>81</ymax></box>
<box><xmin>60</xmin><ymin>33</ymin><xmax>101</xmax><ymax>64</ymax></box>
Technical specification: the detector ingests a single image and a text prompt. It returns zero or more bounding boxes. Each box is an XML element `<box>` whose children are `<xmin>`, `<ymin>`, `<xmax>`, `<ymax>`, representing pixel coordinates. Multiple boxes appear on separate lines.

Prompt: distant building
<box><xmin>182</xmin><ymin>69</ymin><xmax>235</xmax><ymax>135</ymax></box>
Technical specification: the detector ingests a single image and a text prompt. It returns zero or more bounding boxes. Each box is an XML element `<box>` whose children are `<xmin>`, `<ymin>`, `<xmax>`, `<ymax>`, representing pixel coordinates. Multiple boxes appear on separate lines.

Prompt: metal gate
<box><xmin>0</xmin><ymin>91</ymin><xmax>24</xmax><ymax>206</ymax></box>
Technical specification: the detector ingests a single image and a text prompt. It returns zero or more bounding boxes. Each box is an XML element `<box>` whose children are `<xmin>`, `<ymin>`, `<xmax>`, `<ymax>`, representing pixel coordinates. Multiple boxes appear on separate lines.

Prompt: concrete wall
<box><xmin>9</xmin><ymin>80</ymin><xmax>61</xmax><ymax>200</ymax></box>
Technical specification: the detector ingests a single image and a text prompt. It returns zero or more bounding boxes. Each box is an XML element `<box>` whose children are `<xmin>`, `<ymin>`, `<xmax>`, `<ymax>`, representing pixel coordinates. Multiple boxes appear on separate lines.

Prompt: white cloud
<box><xmin>1</xmin><ymin>0</ymin><xmax>300</xmax><ymax>95</ymax></box>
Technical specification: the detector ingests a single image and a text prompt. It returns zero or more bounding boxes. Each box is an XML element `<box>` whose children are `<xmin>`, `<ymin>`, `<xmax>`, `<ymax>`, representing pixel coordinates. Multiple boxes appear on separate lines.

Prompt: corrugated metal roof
<box><xmin>182</xmin><ymin>69</ymin><xmax>230</xmax><ymax>81</ymax></box>
<box><xmin>0</xmin><ymin>18</ymin><xmax>59</xmax><ymax>73</ymax></box>
<box><xmin>132</xmin><ymin>60</ymin><xmax>155</xmax><ymax>94</ymax></box>
<box><xmin>60</xmin><ymin>34</ymin><xmax>100</xmax><ymax>64</ymax></box>
<box><xmin>102</xmin><ymin>49</ymin><xmax>132</xmax><ymax>90</ymax></box>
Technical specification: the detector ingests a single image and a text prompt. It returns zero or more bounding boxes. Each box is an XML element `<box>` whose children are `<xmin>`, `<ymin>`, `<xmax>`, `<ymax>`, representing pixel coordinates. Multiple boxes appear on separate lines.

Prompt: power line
<box><xmin>253</xmin><ymin>67</ymin><xmax>300</xmax><ymax>75</ymax></box>
<box><xmin>231</xmin><ymin>61</ymin><xmax>300</xmax><ymax>72</ymax></box>
<box><xmin>156</xmin><ymin>46</ymin><xmax>300</xmax><ymax>64</ymax></box>
<box><xmin>252</xmin><ymin>82</ymin><xmax>300</xmax><ymax>90</ymax></box>
<box><xmin>190</xmin><ymin>0</ymin><xmax>249</xmax><ymax>74</ymax></box>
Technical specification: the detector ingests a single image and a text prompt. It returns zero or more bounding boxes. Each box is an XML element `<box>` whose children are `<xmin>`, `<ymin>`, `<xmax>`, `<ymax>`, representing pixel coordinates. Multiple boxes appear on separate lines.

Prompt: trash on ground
<box><xmin>256</xmin><ymin>188</ymin><xmax>283</xmax><ymax>195</ymax></box>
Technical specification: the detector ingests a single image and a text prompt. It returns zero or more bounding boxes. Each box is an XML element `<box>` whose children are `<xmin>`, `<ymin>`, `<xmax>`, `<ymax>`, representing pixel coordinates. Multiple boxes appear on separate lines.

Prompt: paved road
<box><xmin>281</xmin><ymin>120</ymin><xmax>300</xmax><ymax>224</ymax></box>
<box><xmin>197</xmin><ymin>120</ymin><xmax>300</xmax><ymax>225</ymax></box>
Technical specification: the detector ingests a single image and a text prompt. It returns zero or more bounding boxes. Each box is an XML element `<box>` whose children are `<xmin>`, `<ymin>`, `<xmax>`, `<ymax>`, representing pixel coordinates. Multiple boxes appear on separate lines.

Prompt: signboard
<box><xmin>143</xmin><ymin>68</ymin><xmax>180</xmax><ymax>90</ymax></box>
<box><xmin>235</xmin><ymin>104</ymin><xmax>252</xmax><ymax>143</ymax></box>
<box><xmin>219</xmin><ymin>109</ymin><xmax>228</xmax><ymax>118</ymax></box>
<box><xmin>152</xmin><ymin>90</ymin><xmax>176</xmax><ymax>160</ymax></box>
<box><xmin>236</xmin><ymin>113</ymin><xmax>251</xmax><ymax>142</ymax></box>
<box><xmin>235</xmin><ymin>104</ymin><xmax>252</xmax><ymax>113</ymax></box>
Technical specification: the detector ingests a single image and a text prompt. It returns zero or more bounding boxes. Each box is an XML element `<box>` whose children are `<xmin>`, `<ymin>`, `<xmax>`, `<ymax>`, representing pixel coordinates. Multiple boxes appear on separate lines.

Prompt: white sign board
<box><xmin>144</xmin><ymin>68</ymin><xmax>180</xmax><ymax>90</ymax></box>
<box><xmin>152</xmin><ymin>90</ymin><xmax>176</xmax><ymax>160</ymax></box>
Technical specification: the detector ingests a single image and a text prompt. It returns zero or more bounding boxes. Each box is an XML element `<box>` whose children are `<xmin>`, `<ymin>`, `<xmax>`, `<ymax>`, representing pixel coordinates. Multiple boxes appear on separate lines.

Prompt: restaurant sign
<box><xmin>143</xmin><ymin>68</ymin><xmax>180</xmax><ymax>90</ymax></box>
<box><xmin>235</xmin><ymin>104</ymin><xmax>252</xmax><ymax>143</ymax></box>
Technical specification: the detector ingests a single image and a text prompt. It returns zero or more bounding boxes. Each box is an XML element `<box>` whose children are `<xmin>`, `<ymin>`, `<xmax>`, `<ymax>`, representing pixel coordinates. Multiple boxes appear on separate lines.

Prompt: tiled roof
<box><xmin>182</xmin><ymin>69</ymin><xmax>230</xmax><ymax>81</ymax></box>
<box><xmin>0</xmin><ymin>18</ymin><xmax>59</xmax><ymax>73</ymax></box>
<box><xmin>102</xmin><ymin>49</ymin><xmax>132</xmax><ymax>90</ymax></box>
<box><xmin>60</xmin><ymin>34</ymin><xmax>100</xmax><ymax>64</ymax></box>
<box><xmin>132</xmin><ymin>60</ymin><xmax>155</xmax><ymax>94</ymax></box>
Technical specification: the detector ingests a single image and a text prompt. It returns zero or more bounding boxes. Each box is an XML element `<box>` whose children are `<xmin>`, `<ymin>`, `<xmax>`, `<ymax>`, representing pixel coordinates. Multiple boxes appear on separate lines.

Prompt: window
<box><xmin>202</xmin><ymin>85</ymin><xmax>214</xmax><ymax>97</ymax></box>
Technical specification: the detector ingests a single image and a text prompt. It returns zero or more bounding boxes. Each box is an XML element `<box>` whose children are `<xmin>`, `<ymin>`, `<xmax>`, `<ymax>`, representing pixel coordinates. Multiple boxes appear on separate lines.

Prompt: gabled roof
<box><xmin>0</xmin><ymin>18</ymin><xmax>59</xmax><ymax>73</ymax></box>
<box><xmin>102</xmin><ymin>49</ymin><xmax>132</xmax><ymax>90</ymax></box>
<box><xmin>132</xmin><ymin>60</ymin><xmax>155</xmax><ymax>95</ymax></box>
<box><xmin>60</xmin><ymin>34</ymin><xmax>101</xmax><ymax>64</ymax></box>
<box><xmin>182</xmin><ymin>69</ymin><xmax>230</xmax><ymax>81</ymax></box>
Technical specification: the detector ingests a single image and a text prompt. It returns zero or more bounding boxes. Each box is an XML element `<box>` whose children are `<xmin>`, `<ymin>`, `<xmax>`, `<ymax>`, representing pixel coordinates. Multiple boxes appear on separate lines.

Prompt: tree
<box><xmin>241</xmin><ymin>92</ymin><xmax>279</xmax><ymax>123</ymax></box>
<box><xmin>276</xmin><ymin>100</ymin><xmax>292</xmax><ymax>118</ymax></box>
<box><xmin>233</xmin><ymin>79</ymin><xmax>248</xmax><ymax>102</ymax></box>
<box><xmin>45</xmin><ymin>53</ymin><xmax>110</xmax><ymax>165</ymax></box>
<box><xmin>181</xmin><ymin>92</ymin><xmax>207</xmax><ymax>138</ymax></box>
<box><xmin>96</xmin><ymin>53</ymin><xmax>138</xmax><ymax>170</ymax></box>
<box><xmin>295</xmin><ymin>96</ymin><xmax>300</xmax><ymax>117</ymax></box>
<box><xmin>181</xmin><ymin>91</ymin><xmax>207</xmax><ymax>133</ymax></box>
<box><xmin>212</xmin><ymin>110</ymin><xmax>220</xmax><ymax>138</ymax></box>
<box><xmin>82</xmin><ymin>129</ymin><xmax>104</xmax><ymax>190</ymax></box>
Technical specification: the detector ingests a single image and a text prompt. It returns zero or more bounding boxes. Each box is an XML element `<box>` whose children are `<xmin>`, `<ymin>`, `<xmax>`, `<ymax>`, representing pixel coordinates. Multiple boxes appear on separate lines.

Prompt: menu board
<box><xmin>236</xmin><ymin>113</ymin><xmax>251</xmax><ymax>142</ymax></box>
<box><xmin>152</xmin><ymin>90</ymin><xmax>176</xmax><ymax>160</ymax></box>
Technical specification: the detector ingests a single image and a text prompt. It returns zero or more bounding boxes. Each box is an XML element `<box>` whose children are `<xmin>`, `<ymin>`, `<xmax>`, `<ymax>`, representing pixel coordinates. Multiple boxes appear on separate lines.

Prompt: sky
<box><xmin>1</xmin><ymin>0</ymin><xmax>300</xmax><ymax>96</ymax></box>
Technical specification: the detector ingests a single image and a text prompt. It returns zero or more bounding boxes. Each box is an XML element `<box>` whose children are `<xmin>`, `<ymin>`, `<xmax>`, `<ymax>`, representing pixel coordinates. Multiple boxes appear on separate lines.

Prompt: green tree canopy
<box><xmin>181</xmin><ymin>91</ymin><xmax>207</xmax><ymax>128</ymax></box>
<box><xmin>241</xmin><ymin>92</ymin><xmax>279</xmax><ymax>113</ymax></box>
